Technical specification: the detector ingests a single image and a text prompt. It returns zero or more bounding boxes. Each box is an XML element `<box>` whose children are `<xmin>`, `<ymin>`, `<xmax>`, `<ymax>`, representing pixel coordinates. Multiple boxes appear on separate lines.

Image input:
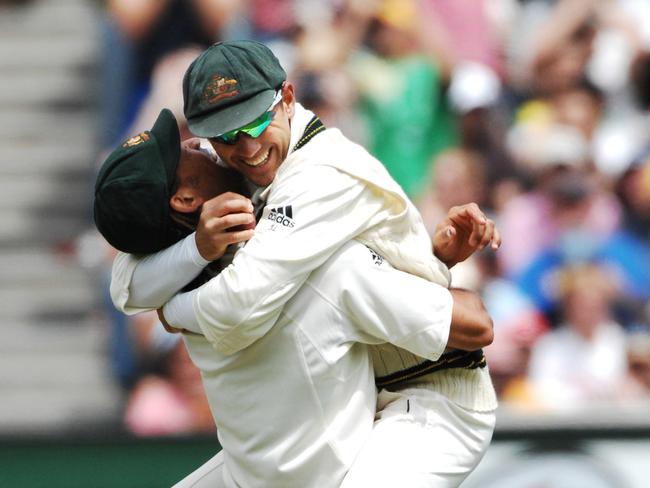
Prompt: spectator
<box><xmin>340</xmin><ymin>0</ymin><xmax>458</xmax><ymax>198</ymax></box>
<box><xmin>526</xmin><ymin>0</ymin><xmax>597</xmax><ymax>96</ymax></box>
<box><xmin>84</xmin><ymin>0</ymin><xmax>650</xmax><ymax>419</ymax></box>
<box><xmin>527</xmin><ymin>264</ymin><xmax>628</xmax><ymax>410</ymax></box>
<box><xmin>513</xmin><ymin>166</ymin><xmax>650</xmax><ymax>321</ymax></box>
<box><xmin>500</xmin><ymin>152</ymin><xmax>621</xmax><ymax>283</ymax></box>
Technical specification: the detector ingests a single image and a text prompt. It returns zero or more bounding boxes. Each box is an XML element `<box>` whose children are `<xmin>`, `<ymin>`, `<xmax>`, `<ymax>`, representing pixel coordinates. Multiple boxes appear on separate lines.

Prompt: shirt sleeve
<box><xmin>340</xmin><ymin>254</ymin><xmax>452</xmax><ymax>361</ymax></box>
<box><xmin>110</xmin><ymin>233</ymin><xmax>209</xmax><ymax>315</ymax></box>
<box><xmin>183</xmin><ymin>165</ymin><xmax>391</xmax><ymax>355</ymax></box>
<box><xmin>307</xmin><ymin>241</ymin><xmax>452</xmax><ymax>360</ymax></box>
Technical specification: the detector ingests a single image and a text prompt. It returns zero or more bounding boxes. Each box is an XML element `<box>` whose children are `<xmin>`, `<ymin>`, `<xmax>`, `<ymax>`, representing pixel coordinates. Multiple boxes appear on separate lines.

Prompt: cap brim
<box><xmin>187</xmin><ymin>89</ymin><xmax>276</xmax><ymax>138</ymax></box>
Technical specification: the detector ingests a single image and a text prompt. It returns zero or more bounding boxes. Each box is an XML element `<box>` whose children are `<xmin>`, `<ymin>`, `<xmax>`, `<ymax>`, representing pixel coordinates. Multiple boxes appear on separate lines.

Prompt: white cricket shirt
<box><xmin>112</xmin><ymin>240</ymin><xmax>452</xmax><ymax>487</ymax></box>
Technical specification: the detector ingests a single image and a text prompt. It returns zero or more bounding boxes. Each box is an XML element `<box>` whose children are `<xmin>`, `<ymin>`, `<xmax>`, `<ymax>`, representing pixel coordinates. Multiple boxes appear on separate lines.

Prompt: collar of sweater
<box><xmin>288</xmin><ymin>103</ymin><xmax>317</xmax><ymax>158</ymax></box>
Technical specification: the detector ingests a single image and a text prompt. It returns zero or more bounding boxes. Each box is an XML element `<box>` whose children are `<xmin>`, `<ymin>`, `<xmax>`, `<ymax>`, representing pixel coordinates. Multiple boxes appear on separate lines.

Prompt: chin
<box><xmin>245</xmin><ymin>168</ymin><xmax>273</xmax><ymax>187</ymax></box>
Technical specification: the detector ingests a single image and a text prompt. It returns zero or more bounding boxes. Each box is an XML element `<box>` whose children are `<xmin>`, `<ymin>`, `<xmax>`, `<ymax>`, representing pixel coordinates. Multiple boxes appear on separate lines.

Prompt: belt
<box><xmin>375</xmin><ymin>349</ymin><xmax>486</xmax><ymax>389</ymax></box>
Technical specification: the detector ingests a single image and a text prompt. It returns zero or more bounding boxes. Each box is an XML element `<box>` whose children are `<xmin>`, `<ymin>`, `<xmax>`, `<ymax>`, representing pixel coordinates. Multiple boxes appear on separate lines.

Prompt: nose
<box><xmin>236</xmin><ymin>134</ymin><xmax>262</xmax><ymax>158</ymax></box>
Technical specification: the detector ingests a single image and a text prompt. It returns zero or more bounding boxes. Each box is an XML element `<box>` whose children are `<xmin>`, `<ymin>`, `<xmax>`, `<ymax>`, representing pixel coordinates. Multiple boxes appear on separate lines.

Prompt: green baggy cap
<box><xmin>183</xmin><ymin>40</ymin><xmax>287</xmax><ymax>137</ymax></box>
<box><xmin>93</xmin><ymin>108</ymin><xmax>185</xmax><ymax>254</ymax></box>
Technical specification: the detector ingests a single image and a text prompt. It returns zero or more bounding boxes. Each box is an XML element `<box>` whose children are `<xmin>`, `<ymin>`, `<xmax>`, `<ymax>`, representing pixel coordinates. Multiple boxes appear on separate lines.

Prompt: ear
<box><xmin>282</xmin><ymin>81</ymin><xmax>296</xmax><ymax>119</ymax></box>
<box><xmin>170</xmin><ymin>188</ymin><xmax>203</xmax><ymax>214</ymax></box>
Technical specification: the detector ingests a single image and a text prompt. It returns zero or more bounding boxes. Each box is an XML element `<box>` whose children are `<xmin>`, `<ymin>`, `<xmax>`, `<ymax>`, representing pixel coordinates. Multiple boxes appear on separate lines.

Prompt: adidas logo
<box><xmin>267</xmin><ymin>205</ymin><xmax>295</xmax><ymax>228</ymax></box>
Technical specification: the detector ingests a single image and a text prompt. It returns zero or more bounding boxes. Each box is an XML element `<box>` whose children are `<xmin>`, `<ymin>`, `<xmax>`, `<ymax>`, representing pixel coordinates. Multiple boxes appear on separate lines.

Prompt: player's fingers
<box><xmin>202</xmin><ymin>213</ymin><xmax>253</xmax><ymax>235</ymax></box>
<box><xmin>448</xmin><ymin>204</ymin><xmax>484</xmax><ymax>234</ymax></box>
<box><xmin>445</xmin><ymin>225</ymin><xmax>456</xmax><ymax>239</ymax></box>
<box><xmin>222</xmin><ymin>199</ymin><xmax>255</xmax><ymax>216</ymax></box>
<box><xmin>469</xmin><ymin>214</ymin><xmax>486</xmax><ymax>247</ymax></box>
<box><xmin>460</xmin><ymin>203</ymin><xmax>487</xmax><ymax>224</ymax></box>
<box><xmin>478</xmin><ymin>218</ymin><xmax>496</xmax><ymax>249</ymax></box>
<box><xmin>218</xmin><ymin>212</ymin><xmax>256</xmax><ymax>230</ymax></box>
<box><xmin>434</xmin><ymin>221</ymin><xmax>455</xmax><ymax>242</ymax></box>
<box><xmin>447</xmin><ymin>205</ymin><xmax>468</xmax><ymax>224</ymax></box>
<box><xmin>224</xmin><ymin>228</ymin><xmax>255</xmax><ymax>244</ymax></box>
<box><xmin>203</xmin><ymin>194</ymin><xmax>254</xmax><ymax>217</ymax></box>
<box><xmin>491</xmin><ymin>224</ymin><xmax>502</xmax><ymax>250</ymax></box>
<box><xmin>217</xmin><ymin>191</ymin><xmax>251</xmax><ymax>201</ymax></box>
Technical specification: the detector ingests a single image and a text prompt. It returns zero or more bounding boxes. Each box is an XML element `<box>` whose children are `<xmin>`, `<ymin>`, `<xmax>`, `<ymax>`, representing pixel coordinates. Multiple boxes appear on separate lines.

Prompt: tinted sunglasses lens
<box><xmin>216</xmin><ymin>111</ymin><xmax>274</xmax><ymax>144</ymax></box>
<box><xmin>243</xmin><ymin>113</ymin><xmax>273</xmax><ymax>137</ymax></box>
<box><xmin>216</xmin><ymin>132</ymin><xmax>238</xmax><ymax>144</ymax></box>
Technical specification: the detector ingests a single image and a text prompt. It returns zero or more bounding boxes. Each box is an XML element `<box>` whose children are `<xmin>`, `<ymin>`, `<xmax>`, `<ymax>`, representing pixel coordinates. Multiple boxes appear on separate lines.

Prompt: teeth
<box><xmin>243</xmin><ymin>150</ymin><xmax>270</xmax><ymax>167</ymax></box>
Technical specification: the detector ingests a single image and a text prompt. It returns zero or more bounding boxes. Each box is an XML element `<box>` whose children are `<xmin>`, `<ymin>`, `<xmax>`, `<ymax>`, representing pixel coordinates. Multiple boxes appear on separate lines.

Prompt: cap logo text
<box><xmin>203</xmin><ymin>75</ymin><xmax>239</xmax><ymax>104</ymax></box>
<box><xmin>122</xmin><ymin>132</ymin><xmax>150</xmax><ymax>148</ymax></box>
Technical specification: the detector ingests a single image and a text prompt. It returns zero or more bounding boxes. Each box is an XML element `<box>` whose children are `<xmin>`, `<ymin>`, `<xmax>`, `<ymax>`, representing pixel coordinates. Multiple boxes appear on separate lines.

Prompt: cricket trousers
<box><xmin>172</xmin><ymin>388</ymin><xmax>495</xmax><ymax>488</ymax></box>
<box><xmin>340</xmin><ymin>387</ymin><xmax>495</xmax><ymax>488</ymax></box>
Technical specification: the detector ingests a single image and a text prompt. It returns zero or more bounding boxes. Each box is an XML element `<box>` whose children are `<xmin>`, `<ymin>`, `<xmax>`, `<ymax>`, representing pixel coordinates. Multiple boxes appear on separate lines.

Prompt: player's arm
<box><xmin>111</xmin><ymin>235</ymin><xmax>208</xmax><ymax>312</ymax></box>
<box><xmin>446</xmin><ymin>288</ymin><xmax>494</xmax><ymax>351</ymax></box>
<box><xmin>110</xmin><ymin>234</ymin><xmax>207</xmax><ymax>315</ymax></box>
<box><xmin>319</xmin><ymin>242</ymin><xmax>491</xmax><ymax>361</ymax></box>
<box><xmin>111</xmin><ymin>193</ymin><xmax>253</xmax><ymax>315</ymax></box>
<box><xmin>162</xmin><ymin>166</ymin><xmax>390</xmax><ymax>355</ymax></box>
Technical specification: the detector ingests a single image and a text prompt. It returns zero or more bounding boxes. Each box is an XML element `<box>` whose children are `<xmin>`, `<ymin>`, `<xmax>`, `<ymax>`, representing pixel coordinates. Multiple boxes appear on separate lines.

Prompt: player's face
<box><xmin>171</xmin><ymin>146</ymin><xmax>242</xmax><ymax>213</ymax></box>
<box><xmin>208</xmin><ymin>83</ymin><xmax>295</xmax><ymax>187</ymax></box>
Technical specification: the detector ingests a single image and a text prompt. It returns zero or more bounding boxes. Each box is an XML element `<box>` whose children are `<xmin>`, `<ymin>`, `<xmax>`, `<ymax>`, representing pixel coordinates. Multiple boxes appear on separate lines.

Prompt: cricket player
<box><xmin>95</xmin><ymin>108</ymin><xmax>494</xmax><ymax>487</ymax></box>
<box><xmin>159</xmin><ymin>40</ymin><xmax>499</xmax><ymax>486</ymax></box>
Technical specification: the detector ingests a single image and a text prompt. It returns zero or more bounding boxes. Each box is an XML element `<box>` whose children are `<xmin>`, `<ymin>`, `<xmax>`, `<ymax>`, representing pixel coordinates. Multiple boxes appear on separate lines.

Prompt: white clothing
<box><xmin>163</xmin><ymin>104</ymin><xmax>449</xmax><ymax>356</ymax></box>
<box><xmin>173</xmin><ymin>392</ymin><xmax>496</xmax><ymax>488</ymax></box>
<box><xmin>113</xmin><ymin>104</ymin><xmax>496</xmax><ymax>486</ymax></box>
<box><xmin>341</xmin><ymin>388</ymin><xmax>495</xmax><ymax>488</ymax></box>
<box><xmin>162</xmin><ymin>104</ymin><xmax>496</xmax><ymax>412</ymax></box>
<box><xmin>113</xmin><ymin>241</ymin><xmax>454</xmax><ymax>487</ymax></box>
<box><xmin>528</xmin><ymin>321</ymin><xmax>627</xmax><ymax>409</ymax></box>
<box><xmin>111</xmin><ymin>233</ymin><xmax>209</xmax><ymax>315</ymax></box>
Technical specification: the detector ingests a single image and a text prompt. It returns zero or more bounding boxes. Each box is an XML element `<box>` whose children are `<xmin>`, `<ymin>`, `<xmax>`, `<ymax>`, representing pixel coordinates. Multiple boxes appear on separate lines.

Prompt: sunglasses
<box><xmin>213</xmin><ymin>90</ymin><xmax>283</xmax><ymax>145</ymax></box>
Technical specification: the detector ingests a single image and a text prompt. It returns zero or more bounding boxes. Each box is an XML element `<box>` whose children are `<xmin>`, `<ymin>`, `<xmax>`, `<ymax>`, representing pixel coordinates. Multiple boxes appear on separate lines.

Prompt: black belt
<box><xmin>375</xmin><ymin>349</ymin><xmax>486</xmax><ymax>389</ymax></box>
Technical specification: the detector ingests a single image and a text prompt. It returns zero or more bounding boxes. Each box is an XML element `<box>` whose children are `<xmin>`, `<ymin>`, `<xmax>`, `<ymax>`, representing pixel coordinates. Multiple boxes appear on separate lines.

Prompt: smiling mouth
<box><xmin>242</xmin><ymin>149</ymin><xmax>270</xmax><ymax>168</ymax></box>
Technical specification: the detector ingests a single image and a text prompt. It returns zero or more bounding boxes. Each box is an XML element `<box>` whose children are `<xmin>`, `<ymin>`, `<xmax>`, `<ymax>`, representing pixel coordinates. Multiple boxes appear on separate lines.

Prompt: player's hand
<box><xmin>196</xmin><ymin>192</ymin><xmax>256</xmax><ymax>261</ymax></box>
<box><xmin>433</xmin><ymin>203</ymin><xmax>501</xmax><ymax>268</ymax></box>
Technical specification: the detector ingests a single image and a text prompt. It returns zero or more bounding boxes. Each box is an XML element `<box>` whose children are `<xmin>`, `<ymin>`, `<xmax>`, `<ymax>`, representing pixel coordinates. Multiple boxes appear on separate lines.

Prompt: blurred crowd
<box><xmin>91</xmin><ymin>0</ymin><xmax>650</xmax><ymax>435</ymax></box>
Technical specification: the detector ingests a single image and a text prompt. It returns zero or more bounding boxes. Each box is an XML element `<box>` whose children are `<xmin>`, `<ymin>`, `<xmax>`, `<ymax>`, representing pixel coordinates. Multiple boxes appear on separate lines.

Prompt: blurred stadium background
<box><xmin>1</xmin><ymin>0</ymin><xmax>649</xmax><ymax>486</ymax></box>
